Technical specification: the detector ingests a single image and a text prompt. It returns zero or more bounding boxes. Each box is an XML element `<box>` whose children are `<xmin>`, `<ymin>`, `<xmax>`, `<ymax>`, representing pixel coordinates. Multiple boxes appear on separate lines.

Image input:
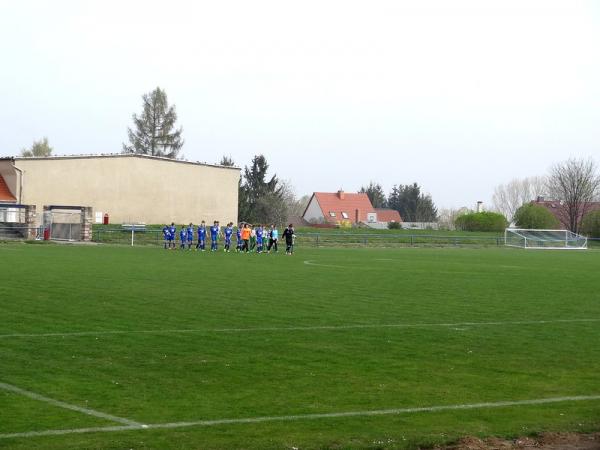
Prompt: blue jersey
<box><xmin>210</xmin><ymin>225</ymin><xmax>219</xmax><ymax>240</ymax></box>
<box><xmin>271</xmin><ymin>229</ymin><xmax>279</xmax><ymax>239</ymax></box>
<box><xmin>169</xmin><ymin>226</ymin><xmax>176</xmax><ymax>240</ymax></box>
<box><xmin>162</xmin><ymin>226</ymin><xmax>169</xmax><ymax>239</ymax></box>
<box><xmin>236</xmin><ymin>229</ymin><xmax>241</xmax><ymax>241</ymax></box>
<box><xmin>179</xmin><ymin>229</ymin><xmax>186</xmax><ymax>241</ymax></box>
<box><xmin>224</xmin><ymin>226</ymin><xmax>233</xmax><ymax>241</ymax></box>
<box><xmin>256</xmin><ymin>227</ymin><xmax>263</xmax><ymax>240</ymax></box>
<box><xmin>198</xmin><ymin>226</ymin><xmax>206</xmax><ymax>240</ymax></box>
<box><xmin>187</xmin><ymin>226</ymin><xmax>194</xmax><ymax>240</ymax></box>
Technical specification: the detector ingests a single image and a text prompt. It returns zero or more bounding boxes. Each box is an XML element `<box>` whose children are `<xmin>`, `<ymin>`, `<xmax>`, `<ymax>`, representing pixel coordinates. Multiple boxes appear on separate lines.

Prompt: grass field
<box><xmin>1</xmin><ymin>243</ymin><xmax>599</xmax><ymax>449</ymax></box>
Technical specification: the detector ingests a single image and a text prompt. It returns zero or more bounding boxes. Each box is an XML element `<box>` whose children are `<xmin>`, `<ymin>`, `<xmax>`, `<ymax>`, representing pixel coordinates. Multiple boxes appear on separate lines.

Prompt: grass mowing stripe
<box><xmin>2</xmin><ymin>395</ymin><xmax>600</xmax><ymax>440</ymax></box>
<box><xmin>0</xmin><ymin>382</ymin><xmax>143</xmax><ymax>426</ymax></box>
<box><xmin>1</xmin><ymin>318</ymin><xmax>599</xmax><ymax>338</ymax></box>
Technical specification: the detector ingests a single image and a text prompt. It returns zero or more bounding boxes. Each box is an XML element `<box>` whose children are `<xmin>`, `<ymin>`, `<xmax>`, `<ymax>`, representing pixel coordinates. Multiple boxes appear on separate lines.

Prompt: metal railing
<box><xmin>92</xmin><ymin>228</ymin><xmax>164</xmax><ymax>246</ymax></box>
<box><xmin>298</xmin><ymin>232</ymin><xmax>506</xmax><ymax>247</ymax></box>
<box><xmin>92</xmin><ymin>229</ymin><xmax>511</xmax><ymax>248</ymax></box>
<box><xmin>0</xmin><ymin>226</ymin><xmax>43</xmax><ymax>240</ymax></box>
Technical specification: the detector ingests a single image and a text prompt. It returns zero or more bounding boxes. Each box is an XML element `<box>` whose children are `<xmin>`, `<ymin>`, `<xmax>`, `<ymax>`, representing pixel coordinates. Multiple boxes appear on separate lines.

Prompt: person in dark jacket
<box><xmin>282</xmin><ymin>224</ymin><xmax>296</xmax><ymax>255</ymax></box>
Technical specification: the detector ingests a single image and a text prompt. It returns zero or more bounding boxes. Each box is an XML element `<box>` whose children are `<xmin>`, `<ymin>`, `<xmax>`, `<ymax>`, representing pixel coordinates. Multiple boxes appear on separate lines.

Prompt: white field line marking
<box><xmin>0</xmin><ymin>382</ymin><xmax>143</xmax><ymax>427</ymax></box>
<box><xmin>1</xmin><ymin>394</ymin><xmax>599</xmax><ymax>440</ymax></box>
<box><xmin>303</xmin><ymin>259</ymin><xmax>347</xmax><ymax>268</ymax></box>
<box><xmin>1</xmin><ymin>318</ymin><xmax>599</xmax><ymax>339</ymax></box>
<box><xmin>303</xmin><ymin>260</ymin><xmax>509</xmax><ymax>275</ymax></box>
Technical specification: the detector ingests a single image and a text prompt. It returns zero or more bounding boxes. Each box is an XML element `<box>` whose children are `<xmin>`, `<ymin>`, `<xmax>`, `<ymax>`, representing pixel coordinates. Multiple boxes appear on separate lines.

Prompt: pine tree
<box><xmin>123</xmin><ymin>87</ymin><xmax>183</xmax><ymax>158</ymax></box>
<box><xmin>359</xmin><ymin>182</ymin><xmax>387</xmax><ymax>208</ymax></box>
<box><xmin>238</xmin><ymin>155</ymin><xmax>286</xmax><ymax>223</ymax></box>
<box><xmin>388</xmin><ymin>183</ymin><xmax>437</xmax><ymax>222</ymax></box>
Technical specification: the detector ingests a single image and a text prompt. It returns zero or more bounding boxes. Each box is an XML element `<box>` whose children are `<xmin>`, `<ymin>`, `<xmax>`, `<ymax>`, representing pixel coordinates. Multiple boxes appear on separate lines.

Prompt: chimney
<box><xmin>337</xmin><ymin>189</ymin><xmax>345</xmax><ymax>200</ymax></box>
<box><xmin>355</xmin><ymin>208</ymin><xmax>360</xmax><ymax>223</ymax></box>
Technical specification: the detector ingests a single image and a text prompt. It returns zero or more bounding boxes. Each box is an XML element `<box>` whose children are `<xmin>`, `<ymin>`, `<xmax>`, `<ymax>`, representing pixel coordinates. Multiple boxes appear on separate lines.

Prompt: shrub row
<box><xmin>454</xmin><ymin>211</ymin><xmax>508</xmax><ymax>232</ymax></box>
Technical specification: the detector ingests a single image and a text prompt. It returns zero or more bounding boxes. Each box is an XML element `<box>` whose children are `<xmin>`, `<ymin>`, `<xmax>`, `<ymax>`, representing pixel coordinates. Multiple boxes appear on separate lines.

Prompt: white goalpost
<box><xmin>504</xmin><ymin>228</ymin><xmax>588</xmax><ymax>250</ymax></box>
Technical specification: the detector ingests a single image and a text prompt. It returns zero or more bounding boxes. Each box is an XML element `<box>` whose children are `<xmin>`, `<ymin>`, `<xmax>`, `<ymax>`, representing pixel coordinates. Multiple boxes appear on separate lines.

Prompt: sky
<box><xmin>1</xmin><ymin>0</ymin><xmax>599</xmax><ymax>209</ymax></box>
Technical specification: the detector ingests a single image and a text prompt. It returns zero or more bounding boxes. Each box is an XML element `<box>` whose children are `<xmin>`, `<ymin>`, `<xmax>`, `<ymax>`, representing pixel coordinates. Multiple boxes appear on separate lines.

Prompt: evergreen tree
<box><xmin>388</xmin><ymin>183</ymin><xmax>437</xmax><ymax>222</ymax></box>
<box><xmin>123</xmin><ymin>87</ymin><xmax>183</xmax><ymax>158</ymax></box>
<box><xmin>219</xmin><ymin>155</ymin><xmax>236</xmax><ymax>167</ymax></box>
<box><xmin>359</xmin><ymin>182</ymin><xmax>387</xmax><ymax>208</ymax></box>
<box><xmin>238</xmin><ymin>155</ymin><xmax>286</xmax><ymax>223</ymax></box>
<box><xmin>21</xmin><ymin>137</ymin><xmax>53</xmax><ymax>157</ymax></box>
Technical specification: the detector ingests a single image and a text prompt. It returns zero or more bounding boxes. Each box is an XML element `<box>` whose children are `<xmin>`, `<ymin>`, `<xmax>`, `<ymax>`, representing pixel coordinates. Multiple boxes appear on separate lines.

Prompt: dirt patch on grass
<box><xmin>431</xmin><ymin>432</ymin><xmax>600</xmax><ymax>449</ymax></box>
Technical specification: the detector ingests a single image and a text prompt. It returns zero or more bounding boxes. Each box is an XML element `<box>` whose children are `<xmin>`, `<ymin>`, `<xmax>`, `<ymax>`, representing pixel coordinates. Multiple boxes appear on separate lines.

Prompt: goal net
<box><xmin>504</xmin><ymin>228</ymin><xmax>587</xmax><ymax>250</ymax></box>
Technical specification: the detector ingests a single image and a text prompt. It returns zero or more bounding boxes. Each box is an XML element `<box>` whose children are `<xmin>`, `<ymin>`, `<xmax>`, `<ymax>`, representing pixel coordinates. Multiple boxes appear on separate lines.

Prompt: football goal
<box><xmin>504</xmin><ymin>228</ymin><xmax>587</xmax><ymax>250</ymax></box>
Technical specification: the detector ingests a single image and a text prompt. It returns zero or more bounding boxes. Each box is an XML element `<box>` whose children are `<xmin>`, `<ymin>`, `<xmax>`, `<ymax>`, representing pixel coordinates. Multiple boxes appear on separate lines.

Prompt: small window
<box><xmin>329</xmin><ymin>211</ymin><xmax>336</xmax><ymax>217</ymax></box>
<box><xmin>341</xmin><ymin>212</ymin><xmax>349</xmax><ymax>219</ymax></box>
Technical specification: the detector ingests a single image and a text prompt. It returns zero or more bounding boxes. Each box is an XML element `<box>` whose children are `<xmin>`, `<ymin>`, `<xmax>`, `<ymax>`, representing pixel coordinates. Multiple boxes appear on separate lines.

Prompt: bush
<box><xmin>454</xmin><ymin>211</ymin><xmax>507</xmax><ymax>232</ymax></box>
<box><xmin>581</xmin><ymin>209</ymin><xmax>600</xmax><ymax>238</ymax></box>
<box><xmin>387</xmin><ymin>221</ymin><xmax>401</xmax><ymax>230</ymax></box>
<box><xmin>513</xmin><ymin>203</ymin><xmax>560</xmax><ymax>229</ymax></box>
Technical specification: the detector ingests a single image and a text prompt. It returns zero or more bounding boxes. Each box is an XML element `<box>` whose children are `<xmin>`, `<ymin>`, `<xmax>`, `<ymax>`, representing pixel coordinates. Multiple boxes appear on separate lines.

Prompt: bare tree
<box><xmin>546</xmin><ymin>157</ymin><xmax>600</xmax><ymax>233</ymax></box>
<box><xmin>437</xmin><ymin>207</ymin><xmax>470</xmax><ymax>230</ymax></box>
<box><xmin>492</xmin><ymin>176</ymin><xmax>547</xmax><ymax>222</ymax></box>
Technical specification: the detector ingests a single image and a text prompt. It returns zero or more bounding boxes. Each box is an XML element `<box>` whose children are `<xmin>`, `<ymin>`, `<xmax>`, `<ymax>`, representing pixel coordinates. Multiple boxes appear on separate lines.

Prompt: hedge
<box><xmin>513</xmin><ymin>203</ymin><xmax>560</xmax><ymax>229</ymax></box>
<box><xmin>454</xmin><ymin>211</ymin><xmax>508</xmax><ymax>232</ymax></box>
<box><xmin>581</xmin><ymin>210</ymin><xmax>600</xmax><ymax>238</ymax></box>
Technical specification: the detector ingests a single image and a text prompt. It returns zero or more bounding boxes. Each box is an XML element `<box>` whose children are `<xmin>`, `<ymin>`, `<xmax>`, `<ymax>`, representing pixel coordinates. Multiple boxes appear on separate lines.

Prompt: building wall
<box><xmin>302</xmin><ymin>195</ymin><xmax>325</xmax><ymax>223</ymax></box>
<box><xmin>15</xmin><ymin>155</ymin><xmax>239</xmax><ymax>226</ymax></box>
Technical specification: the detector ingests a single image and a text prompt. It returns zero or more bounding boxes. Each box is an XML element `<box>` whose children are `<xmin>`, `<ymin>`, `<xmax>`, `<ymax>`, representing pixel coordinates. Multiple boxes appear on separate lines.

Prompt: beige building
<box><xmin>0</xmin><ymin>154</ymin><xmax>240</xmax><ymax>226</ymax></box>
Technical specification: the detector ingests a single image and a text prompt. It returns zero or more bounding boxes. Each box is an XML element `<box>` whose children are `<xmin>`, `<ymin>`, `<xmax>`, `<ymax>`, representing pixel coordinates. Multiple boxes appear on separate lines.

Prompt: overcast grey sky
<box><xmin>1</xmin><ymin>0</ymin><xmax>598</xmax><ymax>209</ymax></box>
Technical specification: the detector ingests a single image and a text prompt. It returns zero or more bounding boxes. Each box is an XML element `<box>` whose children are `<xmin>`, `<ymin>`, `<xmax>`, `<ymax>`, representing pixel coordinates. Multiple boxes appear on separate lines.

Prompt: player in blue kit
<box><xmin>210</xmin><ymin>221</ymin><xmax>220</xmax><ymax>251</ymax></box>
<box><xmin>168</xmin><ymin>222</ymin><xmax>176</xmax><ymax>249</ymax></box>
<box><xmin>179</xmin><ymin>226</ymin><xmax>187</xmax><ymax>250</ymax></box>
<box><xmin>223</xmin><ymin>222</ymin><xmax>233</xmax><ymax>252</ymax></box>
<box><xmin>196</xmin><ymin>221</ymin><xmax>206</xmax><ymax>251</ymax></box>
<box><xmin>235</xmin><ymin>224</ymin><xmax>243</xmax><ymax>252</ymax></box>
<box><xmin>255</xmin><ymin>224</ymin><xmax>264</xmax><ymax>253</ymax></box>
<box><xmin>162</xmin><ymin>224</ymin><xmax>170</xmax><ymax>249</ymax></box>
<box><xmin>186</xmin><ymin>223</ymin><xmax>194</xmax><ymax>250</ymax></box>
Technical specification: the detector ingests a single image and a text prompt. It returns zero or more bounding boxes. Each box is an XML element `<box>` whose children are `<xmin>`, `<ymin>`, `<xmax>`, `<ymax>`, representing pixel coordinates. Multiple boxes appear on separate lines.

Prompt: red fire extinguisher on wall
<box><xmin>103</xmin><ymin>213</ymin><xmax>109</xmax><ymax>225</ymax></box>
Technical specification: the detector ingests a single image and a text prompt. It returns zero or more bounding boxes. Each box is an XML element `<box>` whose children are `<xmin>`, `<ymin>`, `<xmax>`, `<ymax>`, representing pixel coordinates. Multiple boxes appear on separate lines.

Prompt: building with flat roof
<box><xmin>0</xmin><ymin>154</ymin><xmax>240</xmax><ymax>226</ymax></box>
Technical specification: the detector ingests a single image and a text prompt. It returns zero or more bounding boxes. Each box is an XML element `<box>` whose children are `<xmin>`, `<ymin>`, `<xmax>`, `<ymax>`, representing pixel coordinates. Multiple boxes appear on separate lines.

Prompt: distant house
<box><xmin>302</xmin><ymin>190</ymin><xmax>402</xmax><ymax>227</ymax></box>
<box><xmin>374</xmin><ymin>208</ymin><xmax>402</xmax><ymax>224</ymax></box>
<box><xmin>532</xmin><ymin>197</ymin><xmax>600</xmax><ymax>230</ymax></box>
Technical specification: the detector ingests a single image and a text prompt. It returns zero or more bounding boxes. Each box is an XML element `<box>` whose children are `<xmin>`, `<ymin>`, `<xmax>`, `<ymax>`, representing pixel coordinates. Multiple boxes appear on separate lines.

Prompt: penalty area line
<box><xmin>0</xmin><ymin>382</ymin><xmax>143</xmax><ymax>427</ymax></box>
<box><xmin>1</xmin><ymin>394</ymin><xmax>600</xmax><ymax>440</ymax></box>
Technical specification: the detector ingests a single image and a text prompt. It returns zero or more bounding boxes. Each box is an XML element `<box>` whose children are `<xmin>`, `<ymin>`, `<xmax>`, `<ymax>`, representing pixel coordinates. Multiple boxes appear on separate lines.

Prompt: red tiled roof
<box><xmin>375</xmin><ymin>208</ymin><xmax>402</xmax><ymax>223</ymax></box>
<box><xmin>533</xmin><ymin>200</ymin><xmax>600</xmax><ymax>229</ymax></box>
<box><xmin>311</xmin><ymin>191</ymin><xmax>375</xmax><ymax>223</ymax></box>
<box><xmin>0</xmin><ymin>174</ymin><xmax>16</xmax><ymax>202</ymax></box>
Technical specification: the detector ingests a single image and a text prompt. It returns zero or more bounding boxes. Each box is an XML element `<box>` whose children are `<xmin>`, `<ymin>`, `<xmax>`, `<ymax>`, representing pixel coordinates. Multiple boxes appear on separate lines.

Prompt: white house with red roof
<box><xmin>302</xmin><ymin>190</ymin><xmax>402</xmax><ymax>227</ymax></box>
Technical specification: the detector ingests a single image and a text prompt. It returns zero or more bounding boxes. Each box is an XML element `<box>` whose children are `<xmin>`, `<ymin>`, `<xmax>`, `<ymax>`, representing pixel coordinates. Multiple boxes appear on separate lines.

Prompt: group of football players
<box><xmin>162</xmin><ymin>222</ymin><xmax>296</xmax><ymax>255</ymax></box>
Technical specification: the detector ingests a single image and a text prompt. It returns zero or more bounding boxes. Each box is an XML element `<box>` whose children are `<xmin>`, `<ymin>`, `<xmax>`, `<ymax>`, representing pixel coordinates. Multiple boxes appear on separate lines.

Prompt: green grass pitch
<box><xmin>1</xmin><ymin>243</ymin><xmax>599</xmax><ymax>449</ymax></box>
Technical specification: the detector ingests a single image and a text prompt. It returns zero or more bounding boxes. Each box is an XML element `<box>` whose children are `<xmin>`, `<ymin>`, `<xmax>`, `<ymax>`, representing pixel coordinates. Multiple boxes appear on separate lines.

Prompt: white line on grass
<box><xmin>1</xmin><ymin>394</ymin><xmax>599</xmax><ymax>440</ymax></box>
<box><xmin>303</xmin><ymin>260</ymin><xmax>348</xmax><ymax>268</ymax></box>
<box><xmin>0</xmin><ymin>382</ymin><xmax>143</xmax><ymax>427</ymax></box>
<box><xmin>1</xmin><ymin>318</ymin><xmax>599</xmax><ymax>339</ymax></box>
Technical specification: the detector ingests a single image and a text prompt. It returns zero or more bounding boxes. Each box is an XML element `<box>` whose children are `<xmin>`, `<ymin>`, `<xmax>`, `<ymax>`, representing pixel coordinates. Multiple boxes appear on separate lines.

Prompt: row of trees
<box><xmin>492</xmin><ymin>157</ymin><xmax>600</xmax><ymax>234</ymax></box>
<box><xmin>220</xmin><ymin>154</ymin><xmax>308</xmax><ymax>226</ymax></box>
<box><xmin>359</xmin><ymin>182</ymin><xmax>438</xmax><ymax>222</ymax></box>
